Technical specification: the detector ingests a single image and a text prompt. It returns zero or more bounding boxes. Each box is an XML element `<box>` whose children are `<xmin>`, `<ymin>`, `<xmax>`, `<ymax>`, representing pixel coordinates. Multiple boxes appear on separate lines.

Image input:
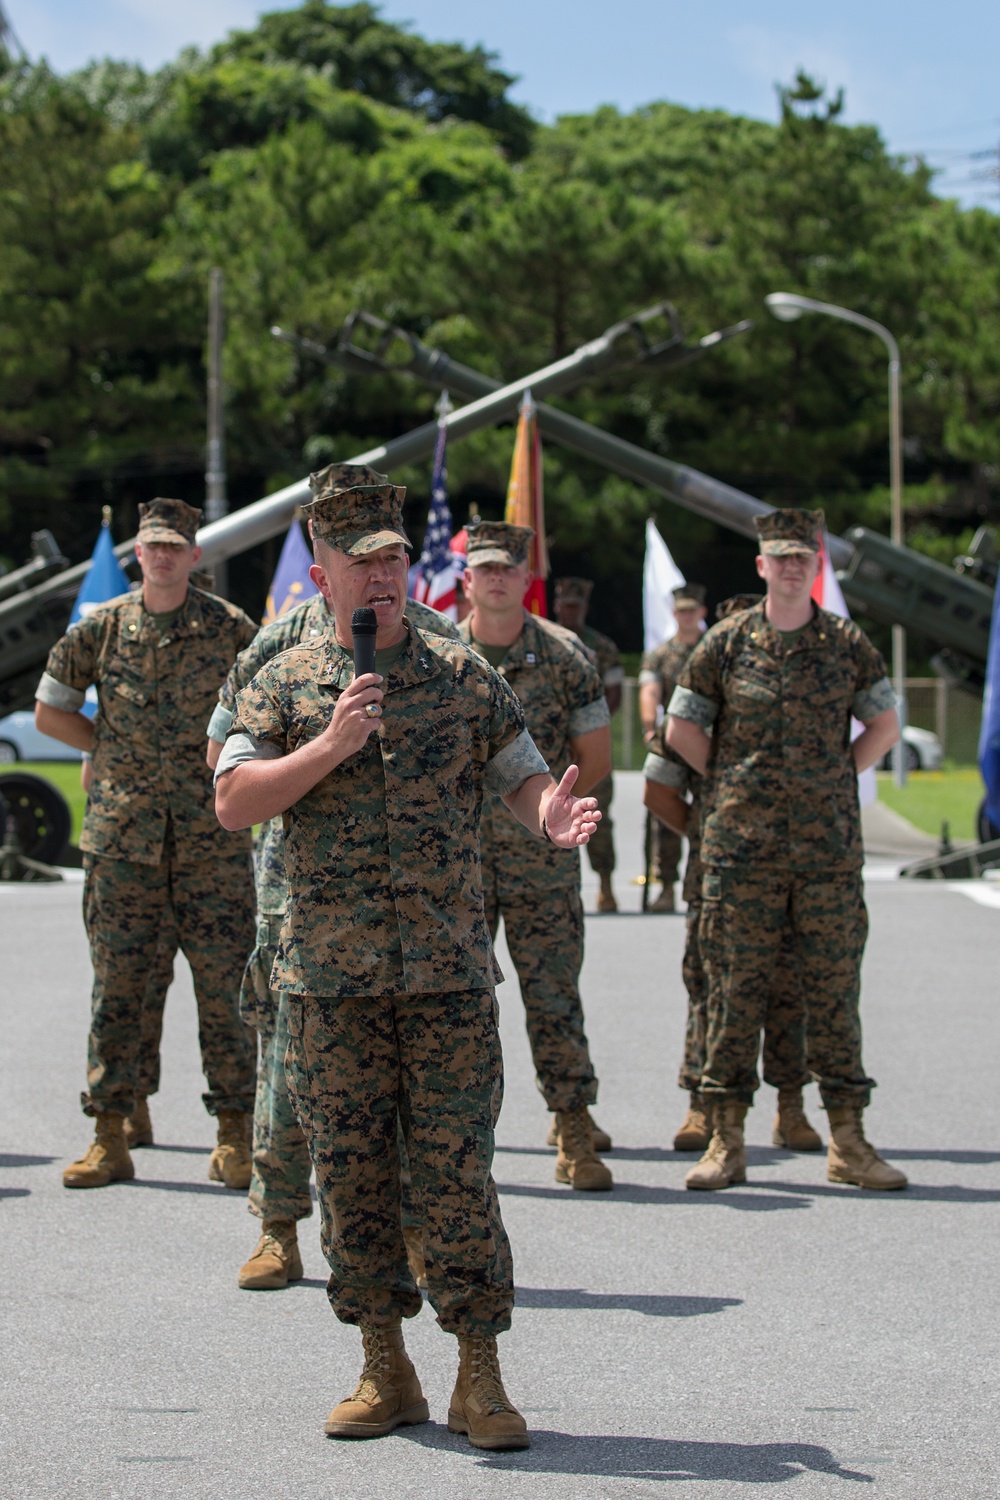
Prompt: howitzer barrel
<box><xmin>0</xmin><ymin>310</ymin><xmax>671</xmax><ymax>714</ymax></box>
<box><xmin>326</xmin><ymin>313</ymin><xmax>855</xmax><ymax>571</ymax></box>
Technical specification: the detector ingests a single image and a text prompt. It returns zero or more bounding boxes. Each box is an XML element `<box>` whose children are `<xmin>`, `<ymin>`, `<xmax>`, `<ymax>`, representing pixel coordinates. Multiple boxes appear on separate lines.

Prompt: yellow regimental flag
<box><xmin>504</xmin><ymin>390</ymin><xmax>548</xmax><ymax>616</ymax></box>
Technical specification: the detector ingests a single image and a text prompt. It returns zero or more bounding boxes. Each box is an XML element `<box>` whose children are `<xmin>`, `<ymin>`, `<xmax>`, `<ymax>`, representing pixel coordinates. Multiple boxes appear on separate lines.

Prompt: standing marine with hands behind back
<box><xmin>213</xmin><ymin>480</ymin><xmax>600</xmax><ymax>1451</ymax></box>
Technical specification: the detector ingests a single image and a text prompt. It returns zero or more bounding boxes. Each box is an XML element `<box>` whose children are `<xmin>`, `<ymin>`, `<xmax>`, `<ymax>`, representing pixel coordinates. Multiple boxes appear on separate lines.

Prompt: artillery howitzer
<box><xmin>0</xmin><ymin>302</ymin><xmax>745</xmax><ymax>716</ymax></box>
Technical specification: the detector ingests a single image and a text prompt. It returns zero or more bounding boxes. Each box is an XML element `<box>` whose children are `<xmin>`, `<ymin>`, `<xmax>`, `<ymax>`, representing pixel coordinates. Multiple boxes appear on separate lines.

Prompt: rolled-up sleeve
<box><xmin>853</xmin><ymin>676</ymin><xmax>896</xmax><ymax>722</ymax></box>
<box><xmin>668</xmin><ymin>685</ymin><xmax>718</xmax><ymax>729</ymax></box>
<box><xmin>485</xmin><ymin>727</ymin><xmax>549</xmax><ymax>797</ymax></box>
<box><xmin>214</xmin><ymin>732</ymin><xmax>283</xmax><ymax>783</ymax></box>
<box><xmin>568</xmin><ymin>697</ymin><xmax>611</xmax><ymax>737</ymax></box>
<box><xmin>643</xmin><ymin>750</ymin><xmax>690</xmax><ymax>791</ymax></box>
<box><xmin>35</xmin><ymin>672</ymin><xmax>87</xmax><ymax>712</ymax></box>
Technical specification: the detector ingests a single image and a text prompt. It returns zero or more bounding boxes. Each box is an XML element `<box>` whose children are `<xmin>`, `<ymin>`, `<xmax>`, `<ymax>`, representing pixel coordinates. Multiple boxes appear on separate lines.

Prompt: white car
<box><xmin>0</xmin><ymin>710</ymin><xmax>83</xmax><ymax>763</ymax></box>
<box><xmin>879</xmin><ymin>724</ymin><xmax>944</xmax><ymax>774</ymax></box>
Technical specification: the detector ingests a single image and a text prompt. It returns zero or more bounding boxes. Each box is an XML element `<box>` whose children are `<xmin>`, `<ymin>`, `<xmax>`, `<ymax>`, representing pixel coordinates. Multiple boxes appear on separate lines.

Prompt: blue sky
<box><xmin>7</xmin><ymin>0</ymin><xmax>999</xmax><ymax>209</ymax></box>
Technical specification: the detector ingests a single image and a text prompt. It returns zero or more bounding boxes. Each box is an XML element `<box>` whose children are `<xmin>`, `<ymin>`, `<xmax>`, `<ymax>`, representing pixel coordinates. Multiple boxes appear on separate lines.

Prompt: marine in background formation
<box><xmin>460</xmin><ymin>524</ymin><xmax>614</xmax><ymax>1193</ymax></box>
<box><xmin>639</xmin><ymin>583</ymin><xmax>708</xmax><ymax>913</ymax></box>
<box><xmin>553</xmin><ymin>576</ymin><xmax>625</xmax><ymax>913</ymax></box>
<box><xmin>643</xmin><ymin>592</ymin><xmax>822</xmax><ymax>1157</ymax></box>
<box><xmin>214</xmin><ymin>478</ymin><xmax>601</xmax><ymax>1449</ymax></box>
<box><xmin>35</xmin><ymin>499</ymin><xmax>258</xmax><ymax>1191</ymax></box>
<box><xmin>667</xmin><ymin>507</ymin><xmax>907</xmax><ymax>1193</ymax></box>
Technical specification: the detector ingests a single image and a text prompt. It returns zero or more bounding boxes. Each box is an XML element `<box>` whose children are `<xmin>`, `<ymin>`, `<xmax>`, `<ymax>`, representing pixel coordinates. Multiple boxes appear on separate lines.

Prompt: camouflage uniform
<box><xmin>640</xmin><ymin>634</ymin><xmax>696</xmax><ymax>887</ymax></box>
<box><xmin>219</xmin><ymin>610</ymin><xmax>546</xmax><ymax>1334</ymax></box>
<box><xmin>209</xmin><ymin>587</ymin><xmax>460</xmax><ymax>1228</ymax></box>
<box><xmin>575</xmin><ymin>622</ymin><xmax>623</xmax><ymax>880</ymax></box>
<box><xmin>135</xmin><ymin>917</ymin><xmax>178</xmax><ymax>1099</ymax></box>
<box><xmin>38</xmin><ymin>578</ymin><xmax>258</xmax><ymax>1118</ymax></box>
<box><xmin>669</xmin><ymin>598</ymin><xmax>895</xmax><ymax>1107</ymax></box>
<box><xmin>643</xmin><ymin>727</ymin><xmax>808</xmax><ymax>1094</ymax></box>
<box><xmin>458</xmin><ymin>610</ymin><xmax>609</xmax><ymax>1113</ymax></box>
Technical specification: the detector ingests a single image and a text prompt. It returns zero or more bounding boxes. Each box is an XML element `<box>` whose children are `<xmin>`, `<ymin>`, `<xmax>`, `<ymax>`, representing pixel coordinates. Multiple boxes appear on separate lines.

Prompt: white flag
<box><xmin>643</xmin><ymin>518</ymin><xmax>686</xmax><ymax>650</ymax></box>
<box><xmin>813</xmin><ymin>544</ymin><xmax>877</xmax><ymax>808</ymax></box>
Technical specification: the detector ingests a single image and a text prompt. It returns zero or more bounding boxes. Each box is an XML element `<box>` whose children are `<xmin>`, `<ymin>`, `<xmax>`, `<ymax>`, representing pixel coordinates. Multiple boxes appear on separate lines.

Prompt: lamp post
<box><xmin>765</xmin><ymin>292</ymin><xmax>906</xmax><ymax>786</ymax></box>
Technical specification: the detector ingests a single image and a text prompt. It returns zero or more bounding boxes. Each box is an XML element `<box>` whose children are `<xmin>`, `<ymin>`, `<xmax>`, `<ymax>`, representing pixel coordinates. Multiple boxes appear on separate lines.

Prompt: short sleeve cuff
<box><xmin>214</xmin><ymin>732</ymin><xmax>284</xmax><ymax>785</ymax></box>
<box><xmin>568</xmin><ymin>697</ymin><xmax>611</xmax><ymax>738</ymax></box>
<box><xmin>35</xmin><ymin>672</ymin><xmax>86</xmax><ymax>713</ymax></box>
<box><xmin>485</xmin><ymin>728</ymin><xmax>549</xmax><ymax>797</ymax></box>
<box><xmin>637</xmin><ymin>669</ymin><xmax>659</xmax><ymax>687</ymax></box>
<box><xmin>853</xmin><ymin>677</ymin><xmax>896</xmax><ymax>721</ymax></box>
<box><xmin>642</xmin><ymin>752</ymin><xmax>689</xmax><ymax>791</ymax></box>
<box><xmin>207</xmin><ymin>701</ymin><xmax>235</xmax><ymax>743</ymax></box>
<box><xmin>667</xmin><ymin>685</ymin><xmax>718</xmax><ymax>728</ymax></box>
<box><xmin>603</xmin><ymin>666</ymin><xmax>625</xmax><ymax>689</ymax></box>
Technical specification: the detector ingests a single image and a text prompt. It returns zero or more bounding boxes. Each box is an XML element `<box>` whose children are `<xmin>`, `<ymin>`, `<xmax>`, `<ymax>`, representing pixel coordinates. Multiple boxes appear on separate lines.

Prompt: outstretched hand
<box><xmin>542</xmin><ymin>765</ymin><xmax>602</xmax><ymax>848</ymax></box>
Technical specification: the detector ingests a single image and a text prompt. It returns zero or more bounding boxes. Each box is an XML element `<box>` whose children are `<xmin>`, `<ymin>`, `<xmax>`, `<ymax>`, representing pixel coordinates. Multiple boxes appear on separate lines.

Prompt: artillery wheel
<box><xmin>0</xmin><ymin>772</ymin><xmax>72</xmax><ymax>866</ymax></box>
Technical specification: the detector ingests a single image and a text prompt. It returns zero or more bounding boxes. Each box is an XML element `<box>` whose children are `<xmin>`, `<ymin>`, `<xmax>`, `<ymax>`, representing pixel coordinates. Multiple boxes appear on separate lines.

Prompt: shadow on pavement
<box><xmin>496</xmin><ymin>1182</ymin><xmax>809</xmax><ymax>1212</ymax></box>
<box><xmin>399</xmin><ymin>1425</ymin><xmax>873</xmax><ymax>1482</ymax></box>
<box><xmin>515</xmin><ymin>1287</ymin><xmax>742</xmax><ymax>1318</ymax></box>
<box><xmin>126</xmin><ymin>1178</ymin><xmax>232</xmax><ymax>1195</ymax></box>
<box><xmin>0</xmin><ymin>1153</ymin><xmax>57</xmax><ymax>1167</ymax></box>
<box><xmin>752</xmin><ymin>1178</ymin><xmax>1000</xmax><ymax>1204</ymax></box>
<box><xmin>0</xmin><ymin>1187</ymin><xmax>31</xmax><ymax>1200</ymax></box>
<box><xmin>143</xmin><ymin>1143</ymin><xmax>213</xmax><ymax>1157</ymax></box>
<box><xmin>879</xmin><ymin>1149</ymin><xmax>1000</xmax><ymax>1164</ymax></box>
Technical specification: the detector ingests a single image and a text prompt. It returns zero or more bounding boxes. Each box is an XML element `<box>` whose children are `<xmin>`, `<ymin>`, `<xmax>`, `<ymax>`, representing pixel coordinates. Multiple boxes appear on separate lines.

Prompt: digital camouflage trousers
<box><xmin>80</xmin><ymin>847</ymin><xmax>256</xmax><ymax>1117</ymax></box>
<box><xmin>283</xmin><ymin>987</ymin><xmax>513</xmax><ymax>1336</ymax></box>
<box><xmin>239</xmin><ymin>924</ymin><xmax>313</xmax><ymax>1224</ymax></box>
<box><xmin>678</xmin><ymin>902</ymin><xmax>809</xmax><ymax>1094</ymax></box>
<box><xmin>698</xmin><ymin>867</ymin><xmax>875</xmax><ymax>1108</ymax></box>
<box><xmin>482</xmin><ymin>859</ymin><xmax>598</xmax><ymax>1113</ymax></box>
<box><xmin>583</xmin><ymin>771</ymin><xmax>615</xmax><ymax>878</ymax></box>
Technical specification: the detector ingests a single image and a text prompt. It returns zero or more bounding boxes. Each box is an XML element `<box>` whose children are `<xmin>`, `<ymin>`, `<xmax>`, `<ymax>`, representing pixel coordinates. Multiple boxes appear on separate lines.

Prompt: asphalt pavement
<box><xmin>2</xmin><ymin>772</ymin><xmax>999</xmax><ymax>1500</ymax></box>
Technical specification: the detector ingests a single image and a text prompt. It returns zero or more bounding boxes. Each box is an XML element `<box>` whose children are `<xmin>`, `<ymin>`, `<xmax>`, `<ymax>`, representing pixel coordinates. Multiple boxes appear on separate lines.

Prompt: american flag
<box><xmin>411</xmin><ymin>413</ymin><xmax>458</xmax><ymax>618</ymax></box>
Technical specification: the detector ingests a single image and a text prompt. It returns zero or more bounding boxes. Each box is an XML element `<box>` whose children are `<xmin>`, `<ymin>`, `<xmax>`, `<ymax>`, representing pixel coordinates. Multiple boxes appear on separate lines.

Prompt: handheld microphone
<box><xmin>351</xmin><ymin>607</ymin><xmax>378</xmax><ymax>679</ymax></box>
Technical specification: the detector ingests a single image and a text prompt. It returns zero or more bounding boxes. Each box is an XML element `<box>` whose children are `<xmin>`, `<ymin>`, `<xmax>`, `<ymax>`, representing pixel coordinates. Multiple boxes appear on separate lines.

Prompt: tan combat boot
<box><xmin>208</xmin><ymin>1108</ymin><xmax>252</xmax><ymax>1190</ymax></box>
<box><xmin>685</xmin><ymin>1100</ymin><xmax>747</xmax><ymax>1190</ymax></box>
<box><xmin>63</xmin><ymin>1113</ymin><xmax>134</xmax><ymax>1189</ymax></box>
<box><xmin>554</xmin><ymin>1108</ymin><xmax>613</xmax><ymax>1190</ymax></box>
<box><xmin>238</xmin><ymin>1219</ymin><xmax>304</xmax><ymax>1290</ymax></box>
<box><xmin>648</xmin><ymin>884</ymin><xmax>676</xmax><ymax>914</ymax></box>
<box><xmin>402</xmin><ymin>1224</ymin><xmax>428</xmax><ymax>1290</ymax></box>
<box><xmin>546</xmin><ymin>1107</ymin><xmax>612</xmax><ymax>1153</ymax></box>
<box><xmin>772</xmin><ymin>1087</ymin><xmax>822</xmax><ymax>1152</ymax></box>
<box><xmin>827</xmin><ymin>1106</ymin><xmax>908</xmax><ymax>1190</ymax></box>
<box><xmin>596</xmin><ymin>875</ymin><xmax>618</xmax><ymax>913</ymax></box>
<box><xmin>324</xmin><ymin>1322</ymin><xmax>429</xmax><ymax>1438</ymax></box>
<box><xmin>673</xmin><ymin>1093</ymin><xmax>713</xmax><ymax>1152</ymax></box>
<box><xmin>124</xmin><ymin>1095</ymin><xmax>154</xmax><ymax>1149</ymax></box>
<box><xmin>448</xmin><ymin>1334</ymin><xmax>530</xmax><ymax>1451</ymax></box>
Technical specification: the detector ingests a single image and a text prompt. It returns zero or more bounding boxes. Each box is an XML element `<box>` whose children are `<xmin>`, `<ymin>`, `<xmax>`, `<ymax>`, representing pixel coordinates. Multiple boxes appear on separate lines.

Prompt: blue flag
<box><xmin>69</xmin><ymin>522</ymin><xmax>130</xmax><ymax>627</ymax></box>
<box><xmin>264</xmin><ymin>518</ymin><xmax>319</xmax><ymax>623</ymax></box>
<box><xmin>69</xmin><ymin>519</ymin><xmax>131</xmax><ymax>718</ymax></box>
<box><xmin>978</xmin><ymin>582</ymin><xmax>1000</xmax><ymax>837</ymax></box>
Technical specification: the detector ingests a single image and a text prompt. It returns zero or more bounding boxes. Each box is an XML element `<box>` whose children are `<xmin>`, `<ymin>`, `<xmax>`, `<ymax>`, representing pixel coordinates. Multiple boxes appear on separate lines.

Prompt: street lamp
<box><xmin>765</xmin><ymin>292</ymin><xmax>907</xmax><ymax>787</ymax></box>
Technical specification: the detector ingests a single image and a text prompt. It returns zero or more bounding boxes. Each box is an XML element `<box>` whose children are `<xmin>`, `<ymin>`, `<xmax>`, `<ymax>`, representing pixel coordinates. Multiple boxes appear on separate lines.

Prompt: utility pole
<box><xmin>205</xmin><ymin>268</ymin><xmax>229</xmax><ymax>595</ymax></box>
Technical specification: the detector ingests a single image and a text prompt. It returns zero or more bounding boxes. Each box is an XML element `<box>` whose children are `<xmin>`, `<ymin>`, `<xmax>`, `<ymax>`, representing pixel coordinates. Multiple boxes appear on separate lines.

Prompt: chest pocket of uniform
<box><xmin>408</xmin><ymin>712</ymin><xmax>472</xmax><ymax>776</ymax></box>
<box><xmin>112</xmin><ymin>679</ymin><xmax>153</xmax><ymax>707</ymax></box>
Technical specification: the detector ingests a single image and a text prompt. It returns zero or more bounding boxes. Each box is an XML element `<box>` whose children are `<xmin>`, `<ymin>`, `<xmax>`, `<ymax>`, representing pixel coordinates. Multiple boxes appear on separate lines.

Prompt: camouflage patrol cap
<box><xmin>304</xmin><ymin>482</ymin><xmax>412</xmax><ymax>556</ymax></box>
<box><xmin>466</xmin><ymin>521</ymin><xmax>534</xmax><ymax>568</ymax></box>
<box><xmin>554</xmin><ymin>576</ymin><xmax>593</xmax><ymax>603</ymax></box>
<box><xmin>308</xmin><ymin>462</ymin><xmax>393</xmax><ymax>500</ymax></box>
<box><xmin>137</xmin><ymin>498</ymin><xmax>202</xmax><ymax>546</ymax></box>
<box><xmin>755</xmin><ymin>508</ymin><xmax>824</xmax><ymax>556</ymax></box>
<box><xmin>716</xmin><ymin>592</ymin><xmax>763</xmax><ymax>621</ymax></box>
<box><xmin>673</xmin><ymin>582</ymin><xmax>707</xmax><ymax>609</ymax></box>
